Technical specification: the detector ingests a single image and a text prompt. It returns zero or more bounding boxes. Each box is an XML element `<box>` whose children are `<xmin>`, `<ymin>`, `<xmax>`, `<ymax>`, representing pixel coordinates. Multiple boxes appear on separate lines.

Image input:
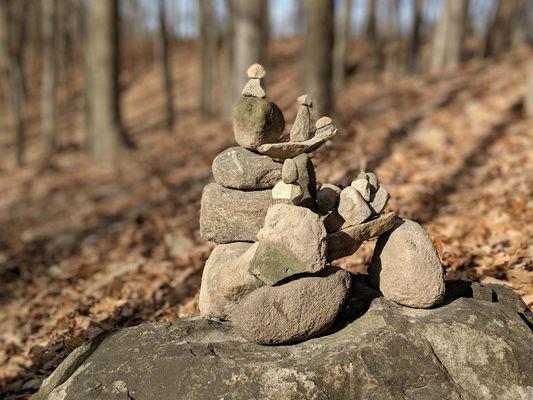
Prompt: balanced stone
<box><xmin>367</xmin><ymin>172</ymin><xmax>379</xmax><ymax>192</ymax></box>
<box><xmin>217</xmin><ymin>243</ymin><xmax>264</xmax><ymax>302</ymax></box>
<box><xmin>247</xmin><ymin>63</ymin><xmax>266</xmax><ymax>78</ymax></box>
<box><xmin>297</xmin><ymin>94</ymin><xmax>312</xmax><ymax>106</ymax></box>
<box><xmin>233</xmin><ymin>96</ymin><xmax>285</xmax><ymax>150</ymax></box>
<box><xmin>293</xmin><ymin>153</ymin><xmax>316</xmax><ymax>209</ymax></box>
<box><xmin>229</xmin><ymin>267</ymin><xmax>351</xmax><ymax>344</ymax></box>
<box><xmin>242</xmin><ymin>78</ymin><xmax>266</xmax><ymax>98</ymax></box>
<box><xmin>248</xmin><ymin>242</ymin><xmax>307</xmax><ymax>285</ymax></box>
<box><xmin>327</xmin><ymin>212</ymin><xmax>396</xmax><ymax>261</ymax></box>
<box><xmin>289</xmin><ymin>100</ymin><xmax>312</xmax><ymax>142</ymax></box>
<box><xmin>200</xmin><ymin>183</ymin><xmax>275</xmax><ymax>243</ymax></box>
<box><xmin>271</xmin><ymin>181</ymin><xmax>303</xmax><ymax>204</ymax></box>
<box><xmin>368</xmin><ymin>218</ymin><xmax>445</xmax><ymax>308</ymax></box>
<box><xmin>316</xmin><ymin>183</ymin><xmax>341</xmax><ymax>213</ymax></box>
<box><xmin>257</xmin><ymin>204</ymin><xmax>327</xmax><ymax>273</ymax></box>
<box><xmin>316</xmin><ymin>116</ymin><xmax>332</xmax><ymax>129</ymax></box>
<box><xmin>281</xmin><ymin>158</ymin><xmax>298</xmax><ymax>184</ymax></box>
<box><xmin>370</xmin><ymin>186</ymin><xmax>390</xmax><ymax>214</ymax></box>
<box><xmin>199</xmin><ymin>242</ymin><xmax>252</xmax><ymax>318</ymax></box>
<box><xmin>338</xmin><ymin>186</ymin><xmax>372</xmax><ymax>226</ymax></box>
<box><xmin>212</xmin><ymin>146</ymin><xmax>282</xmax><ymax>190</ymax></box>
<box><xmin>351</xmin><ymin>178</ymin><xmax>372</xmax><ymax>201</ymax></box>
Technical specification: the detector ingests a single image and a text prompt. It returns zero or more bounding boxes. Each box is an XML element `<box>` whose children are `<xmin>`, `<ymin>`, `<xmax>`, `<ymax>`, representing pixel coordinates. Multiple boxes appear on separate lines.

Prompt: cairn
<box><xmin>199</xmin><ymin>64</ymin><xmax>445</xmax><ymax>345</ymax></box>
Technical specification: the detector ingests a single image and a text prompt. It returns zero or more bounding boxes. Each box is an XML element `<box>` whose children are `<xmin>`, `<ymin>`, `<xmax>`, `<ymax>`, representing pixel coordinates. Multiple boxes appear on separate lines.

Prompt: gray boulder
<box><xmin>233</xmin><ymin>97</ymin><xmax>285</xmax><ymax>149</ymax></box>
<box><xmin>212</xmin><ymin>147</ymin><xmax>282</xmax><ymax>190</ymax></box>
<box><xmin>34</xmin><ymin>282</ymin><xmax>533</xmax><ymax>400</ymax></box>
<box><xmin>200</xmin><ymin>183</ymin><xmax>275</xmax><ymax>243</ymax></box>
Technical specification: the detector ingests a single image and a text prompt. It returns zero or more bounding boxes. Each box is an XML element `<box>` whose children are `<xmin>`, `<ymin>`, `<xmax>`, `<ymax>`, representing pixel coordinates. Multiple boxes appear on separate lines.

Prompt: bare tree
<box><xmin>157</xmin><ymin>0</ymin><xmax>175</xmax><ymax>131</ymax></box>
<box><xmin>85</xmin><ymin>0</ymin><xmax>133</xmax><ymax>162</ymax></box>
<box><xmin>407</xmin><ymin>0</ymin><xmax>424</xmax><ymax>74</ymax></box>
<box><xmin>304</xmin><ymin>0</ymin><xmax>334</xmax><ymax>117</ymax></box>
<box><xmin>333</xmin><ymin>0</ymin><xmax>352</xmax><ymax>93</ymax></box>
<box><xmin>41</xmin><ymin>0</ymin><xmax>58</xmax><ymax>161</ymax></box>
<box><xmin>484</xmin><ymin>0</ymin><xmax>528</xmax><ymax>57</ymax></box>
<box><xmin>526</xmin><ymin>61</ymin><xmax>533</xmax><ymax>118</ymax></box>
<box><xmin>198</xmin><ymin>0</ymin><xmax>218</xmax><ymax>119</ymax></box>
<box><xmin>228</xmin><ymin>0</ymin><xmax>268</xmax><ymax>108</ymax></box>
<box><xmin>430</xmin><ymin>0</ymin><xmax>469</xmax><ymax>71</ymax></box>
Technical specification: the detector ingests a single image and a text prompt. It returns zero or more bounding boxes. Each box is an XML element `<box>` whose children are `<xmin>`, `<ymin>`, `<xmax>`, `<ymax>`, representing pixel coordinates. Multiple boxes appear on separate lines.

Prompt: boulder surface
<box><xmin>34</xmin><ymin>282</ymin><xmax>533</xmax><ymax>400</ymax></box>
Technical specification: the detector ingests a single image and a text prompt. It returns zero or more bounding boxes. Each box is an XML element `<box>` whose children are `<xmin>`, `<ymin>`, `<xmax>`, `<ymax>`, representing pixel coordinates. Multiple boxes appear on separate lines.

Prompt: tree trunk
<box><xmin>0</xmin><ymin>0</ymin><xmax>27</xmax><ymax>166</ymax></box>
<box><xmin>85</xmin><ymin>0</ymin><xmax>133</xmax><ymax>162</ymax></box>
<box><xmin>199</xmin><ymin>0</ymin><xmax>217</xmax><ymax>119</ymax></box>
<box><xmin>406</xmin><ymin>0</ymin><xmax>424</xmax><ymax>74</ymax></box>
<box><xmin>41</xmin><ymin>0</ymin><xmax>58</xmax><ymax>161</ymax></box>
<box><xmin>526</xmin><ymin>61</ymin><xmax>533</xmax><ymax>118</ymax></box>
<box><xmin>228</xmin><ymin>0</ymin><xmax>268</xmax><ymax>109</ymax></box>
<box><xmin>430</xmin><ymin>0</ymin><xmax>468</xmax><ymax>71</ymax></box>
<box><xmin>304</xmin><ymin>0</ymin><xmax>334</xmax><ymax>117</ymax></box>
<box><xmin>157</xmin><ymin>0</ymin><xmax>175</xmax><ymax>131</ymax></box>
<box><xmin>333</xmin><ymin>0</ymin><xmax>351</xmax><ymax>93</ymax></box>
<box><xmin>385</xmin><ymin>0</ymin><xmax>401</xmax><ymax>78</ymax></box>
<box><xmin>484</xmin><ymin>0</ymin><xmax>528</xmax><ymax>57</ymax></box>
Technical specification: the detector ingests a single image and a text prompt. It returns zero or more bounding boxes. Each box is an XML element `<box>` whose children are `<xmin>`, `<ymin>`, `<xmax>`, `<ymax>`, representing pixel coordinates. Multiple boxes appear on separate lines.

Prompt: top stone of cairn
<box><xmin>247</xmin><ymin>63</ymin><xmax>266</xmax><ymax>79</ymax></box>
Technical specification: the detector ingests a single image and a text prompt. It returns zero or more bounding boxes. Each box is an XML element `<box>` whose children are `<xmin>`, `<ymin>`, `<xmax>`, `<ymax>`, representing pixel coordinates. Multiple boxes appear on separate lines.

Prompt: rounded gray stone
<box><xmin>281</xmin><ymin>158</ymin><xmax>298</xmax><ymax>184</ymax></box>
<box><xmin>338</xmin><ymin>186</ymin><xmax>372</xmax><ymax>226</ymax></box>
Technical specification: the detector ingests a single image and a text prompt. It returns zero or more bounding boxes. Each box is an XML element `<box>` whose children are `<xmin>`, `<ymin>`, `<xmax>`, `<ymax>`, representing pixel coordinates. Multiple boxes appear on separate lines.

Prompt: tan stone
<box><xmin>370</xmin><ymin>186</ymin><xmax>390</xmax><ymax>214</ymax></box>
<box><xmin>315</xmin><ymin>116</ymin><xmax>332</xmax><ymax>129</ymax></box>
<box><xmin>271</xmin><ymin>181</ymin><xmax>303</xmax><ymax>204</ymax></box>
<box><xmin>351</xmin><ymin>179</ymin><xmax>372</xmax><ymax>201</ymax></box>
<box><xmin>297</xmin><ymin>94</ymin><xmax>312</xmax><ymax>106</ymax></box>
<box><xmin>247</xmin><ymin>63</ymin><xmax>266</xmax><ymax>78</ymax></box>
<box><xmin>242</xmin><ymin>78</ymin><xmax>266</xmax><ymax>98</ymax></box>
<box><xmin>338</xmin><ymin>186</ymin><xmax>372</xmax><ymax>226</ymax></box>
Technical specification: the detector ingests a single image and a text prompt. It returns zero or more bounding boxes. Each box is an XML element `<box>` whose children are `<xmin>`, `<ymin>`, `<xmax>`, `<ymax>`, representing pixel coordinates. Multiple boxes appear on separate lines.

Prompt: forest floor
<box><xmin>0</xmin><ymin>41</ymin><xmax>532</xmax><ymax>399</ymax></box>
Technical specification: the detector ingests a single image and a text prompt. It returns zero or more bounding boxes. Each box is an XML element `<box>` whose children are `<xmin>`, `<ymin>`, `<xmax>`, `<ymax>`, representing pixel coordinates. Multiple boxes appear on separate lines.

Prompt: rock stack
<box><xmin>199</xmin><ymin>64</ymin><xmax>446</xmax><ymax>345</ymax></box>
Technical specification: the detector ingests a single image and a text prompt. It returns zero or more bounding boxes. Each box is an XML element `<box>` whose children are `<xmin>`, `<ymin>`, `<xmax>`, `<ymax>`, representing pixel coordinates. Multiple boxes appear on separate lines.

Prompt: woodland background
<box><xmin>0</xmin><ymin>0</ymin><xmax>532</xmax><ymax>398</ymax></box>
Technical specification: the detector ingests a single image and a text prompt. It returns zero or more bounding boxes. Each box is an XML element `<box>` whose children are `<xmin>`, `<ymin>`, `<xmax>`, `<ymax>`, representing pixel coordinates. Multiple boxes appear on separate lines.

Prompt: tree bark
<box><xmin>304</xmin><ymin>0</ymin><xmax>334</xmax><ymax>117</ymax></box>
<box><xmin>199</xmin><ymin>0</ymin><xmax>217</xmax><ymax>119</ymax></box>
<box><xmin>406</xmin><ymin>0</ymin><xmax>424</xmax><ymax>74</ymax></box>
<box><xmin>526</xmin><ymin>61</ymin><xmax>533</xmax><ymax>118</ymax></box>
<box><xmin>333</xmin><ymin>0</ymin><xmax>351</xmax><ymax>93</ymax></box>
<box><xmin>430</xmin><ymin>0</ymin><xmax>469</xmax><ymax>71</ymax></box>
<box><xmin>157</xmin><ymin>0</ymin><xmax>175</xmax><ymax>131</ymax></box>
<box><xmin>228</xmin><ymin>0</ymin><xmax>268</xmax><ymax>109</ymax></box>
<box><xmin>85</xmin><ymin>0</ymin><xmax>133</xmax><ymax>162</ymax></box>
<box><xmin>41</xmin><ymin>0</ymin><xmax>58</xmax><ymax>161</ymax></box>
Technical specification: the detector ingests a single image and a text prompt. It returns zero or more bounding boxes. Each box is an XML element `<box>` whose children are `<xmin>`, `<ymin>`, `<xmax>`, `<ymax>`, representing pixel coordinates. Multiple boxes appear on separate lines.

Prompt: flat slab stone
<box><xmin>256</xmin><ymin>126</ymin><xmax>337</xmax><ymax>160</ymax></box>
<box><xmin>34</xmin><ymin>282</ymin><xmax>533</xmax><ymax>400</ymax></box>
<box><xmin>212</xmin><ymin>146</ymin><xmax>282</xmax><ymax>190</ymax></box>
<box><xmin>200</xmin><ymin>183</ymin><xmax>275</xmax><ymax>243</ymax></box>
<box><xmin>327</xmin><ymin>212</ymin><xmax>396</xmax><ymax>261</ymax></box>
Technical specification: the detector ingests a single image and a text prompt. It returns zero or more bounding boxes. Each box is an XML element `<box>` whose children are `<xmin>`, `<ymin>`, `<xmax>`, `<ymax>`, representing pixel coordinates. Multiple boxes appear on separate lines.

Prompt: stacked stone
<box><xmin>199</xmin><ymin>64</ymin><xmax>445</xmax><ymax>346</ymax></box>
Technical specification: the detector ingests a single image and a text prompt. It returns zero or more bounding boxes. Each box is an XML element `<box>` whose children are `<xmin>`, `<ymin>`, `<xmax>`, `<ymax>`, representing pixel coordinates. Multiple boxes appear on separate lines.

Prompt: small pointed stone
<box><xmin>289</xmin><ymin>104</ymin><xmax>312</xmax><ymax>142</ymax></box>
<box><xmin>338</xmin><ymin>186</ymin><xmax>372</xmax><ymax>226</ymax></box>
<box><xmin>370</xmin><ymin>186</ymin><xmax>389</xmax><ymax>214</ymax></box>
<box><xmin>272</xmin><ymin>181</ymin><xmax>303</xmax><ymax>204</ymax></box>
<box><xmin>247</xmin><ymin>63</ymin><xmax>266</xmax><ymax>79</ymax></box>
<box><xmin>357</xmin><ymin>171</ymin><xmax>369</xmax><ymax>181</ymax></box>
<box><xmin>367</xmin><ymin>172</ymin><xmax>379</xmax><ymax>192</ymax></box>
<box><xmin>315</xmin><ymin>116</ymin><xmax>332</xmax><ymax>129</ymax></box>
<box><xmin>242</xmin><ymin>78</ymin><xmax>266</xmax><ymax>98</ymax></box>
<box><xmin>293</xmin><ymin>153</ymin><xmax>316</xmax><ymax>209</ymax></box>
<box><xmin>316</xmin><ymin>183</ymin><xmax>341</xmax><ymax>214</ymax></box>
<box><xmin>297</xmin><ymin>94</ymin><xmax>312</xmax><ymax>106</ymax></box>
<box><xmin>282</xmin><ymin>158</ymin><xmax>298</xmax><ymax>184</ymax></box>
<box><xmin>351</xmin><ymin>179</ymin><xmax>372</xmax><ymax>201</ymax></box>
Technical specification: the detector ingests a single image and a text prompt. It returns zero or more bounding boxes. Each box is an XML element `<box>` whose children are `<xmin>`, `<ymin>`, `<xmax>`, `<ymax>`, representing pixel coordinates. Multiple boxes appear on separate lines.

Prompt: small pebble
<box><xmin>247</xmin><ymin>63</ymin><xmax>266</xmax><ymax>79</ymax></box>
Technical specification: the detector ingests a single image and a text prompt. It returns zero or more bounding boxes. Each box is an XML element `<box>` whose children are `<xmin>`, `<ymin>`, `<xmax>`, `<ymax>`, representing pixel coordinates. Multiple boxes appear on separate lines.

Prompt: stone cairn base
<box><xmin>199</xmin><ymin>64</ymin><xmax>445</xmax><ymax>345</ymax></box>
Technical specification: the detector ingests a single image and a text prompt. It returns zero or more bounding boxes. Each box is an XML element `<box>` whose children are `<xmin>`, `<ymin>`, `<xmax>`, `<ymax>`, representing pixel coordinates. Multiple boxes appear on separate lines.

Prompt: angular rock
<box><xmin>271</xmin><ymin>181</ymin><xmax>303</xmax><ymax>204</ymax></box>
<box><xmin>293</xmin><ymin>153</ymin><xmax>316</xmax><ymax>209</ymax></box>
<box><xmin>212</xmin><ymin>146</ymin><xmax>282</xmax><ymax>190</ymax></box>
<box><xmin>242</xmin><ymin>78</ymin><xmax>266</xmax><ymax>98</ymax></box>
<box><xmin>247</xmin><ymin>63</ymin><xmax>266</xmax><ymax>78</ymax></box>
<box><xmin>281</xmin><ymin>158</ymin><xmax>298</xmax><ymax>184</ymax></box>
<box><xmin>289</xmin><ymin>103</ymin><xmax>312</xmax><ymax>142</ymax></box>
<box><xmin>327</xmin><ymin>211</ymin><xmax>396</xmax><ymax>261</ymax></box>
<box><xmin>233</xmin><ymin>96</ymin><xmax>285</xmax><ymax>150</ymax></box>
<box><xmin>351</xmin><ymin>178</ymin><xmax>371</xmax><ymax>201</ymax></box>
<box><xmin>200</xmin><ymin>183</ymin><xmax>275</xmax><ymax>243</ymax></box>
<box><xmin>199</xmin><ymin>242</ymin><xmax>252</xmax><ymax>318</ymax></box>
<box><xmin>35</xmin><ymin>287</ymin><xmax>533</xmax><ymax>400</ymax></box>
<box><xmin>256</xmin><ymin>125</ymin><xmax>337</xmax><ymax>160</ymax></box>
<box><xmin>370</xmin><ymin>186</ymin><xmax>390</xmax><ymax>214</ymax></box>
<box><xmin>257</xmin><ymin>204</ymin><xmax>327</xmax><ymax>273</ymax></box>
<box><xmin>338</xmin><ymin>186</ymin><xmax>372</xmax><ymax>226</ymax></box>
<box><xmin>230</xmin><ymin>267</ymin><xmax>351</xmax><ymax>344</ymax></box>
<box><xmin>316</xmin><ymin>183</ymin><xmax>341</xmax><ymax>213</ymax></box>
<box><xmin>368</xmin><ymin>218</ymin><xmax>445</xmax><ymax>308</ymax></box>
<box><xmin>321</xmin><ymin>209</ymin><xmax>346</xmax><ymax>233</ymax></box>
<box><xmin>248</xmin><ymin>242</ymin><xmax>308</xmax><ymax>285</ymax></box>
<box><xmin>367</xmin><ymin>172</ymin><xmax>379</xmax><ymax>192</ymax></box>
<box><xmin>217</xmin><ymin>243</ymin><xmax>264</xmax><ymax>302</ymax></box>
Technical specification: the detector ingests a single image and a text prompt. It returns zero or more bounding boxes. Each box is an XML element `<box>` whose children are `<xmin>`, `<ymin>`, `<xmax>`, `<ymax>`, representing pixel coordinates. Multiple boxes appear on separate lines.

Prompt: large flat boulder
<box><xmin>34</xmin><ymin>282</ymin><xmax>533</xmax><ymax>400</ymax></box>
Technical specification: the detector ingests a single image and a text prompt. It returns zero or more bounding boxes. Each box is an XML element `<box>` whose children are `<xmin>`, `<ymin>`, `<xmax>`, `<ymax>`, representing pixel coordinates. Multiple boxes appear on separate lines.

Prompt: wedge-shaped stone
<box><xmin>248</xmin><ymin>242</ymin><xmax>308</xmax><ymax>285</ymax></box>
<box><xmin>368</xmin><ymin>218</ymin><xmax>445</xmax><ymax>308</ymax></box>
<box><xmin>212</xmin><ymin>146</ymin><xmax>282</xmax><ymax>190</ymax></box>
<box><xmin>242</xmin><ymin>78</ymin><xmax>266</xmax><ymax>98</ymax></box>
<box><xmin>256</xmin><ymin>125</ymin><xmax>337</xmax><ymax>160</ymax></box>
<box><xmin>369</xmin><ymin>186</ymin><xmax>390</xmax><ymax>214</ymax></box>
<box><xmin>199</xmin><ymin>242</ymin><xmax>252</xmax><ymax>318</ymax></box>
<box><xmin>200</xmin><ymin>183</ymin><xmax>275</xmax><ymax>243</ymax></box>
<box><xmin>351</xmin><ymin>178</ymin><xmax>372</xmax><ymax>201</ymax></box>
<box><xmin>229</xmin><ymin>266</ymin><xmax>351</xmax><ymax>344</ymax></box>
<box><xmin>289</xmin><ymin>103</ymin><xmax>312</xmax><ymax>142</ymax></box>
<box><xmin>327</xmin><ymin>212</ymin><xmax>396</xmax><ymax>261</ymax></box>
<box><xmin>258</xmin><ymin>204</ymin><xmax>327</xmax><ymax>273</ymax></box>
<box><xmin>338</xmin><ymin>186</ymin><xmax>372</xmax><ymax>226</ymax></box>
